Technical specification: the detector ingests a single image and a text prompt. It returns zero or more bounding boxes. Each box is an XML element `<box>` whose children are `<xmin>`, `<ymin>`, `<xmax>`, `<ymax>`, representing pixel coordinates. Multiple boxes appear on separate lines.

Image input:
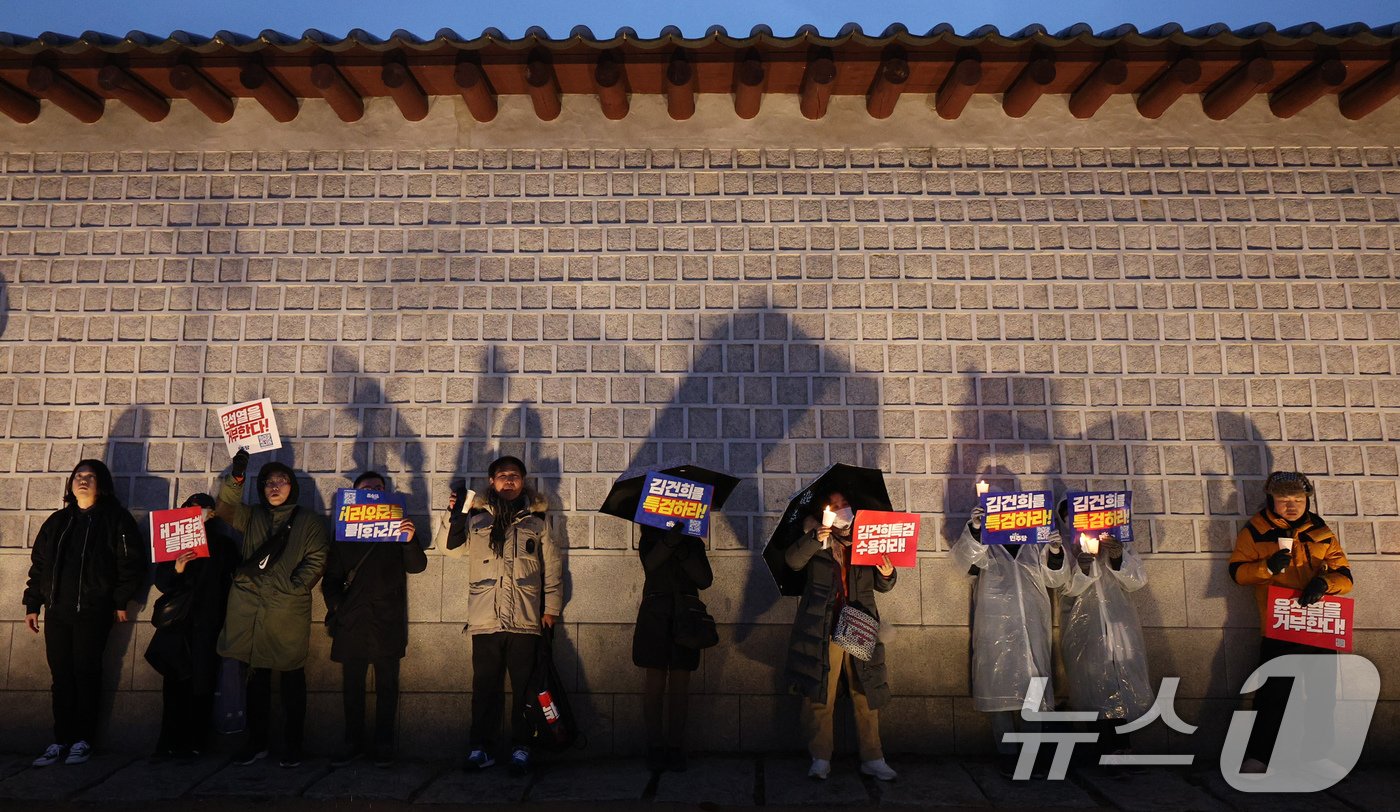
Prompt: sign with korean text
<box><xmin>216</xmin><ymin>398</ymin><xmax>282</xmax><ymax>456</ymax></box>
<box><xmin>335</xmin><ymin>488</ymin><xmax>411</xmax><ymax>543</ymax></box>
<box><xmin>979</xmin><ymin>490</ymin><xmax>1055</xmax><ymax>545</ymax></box>
<box><xmin>150</xmin><ymin>507</ymin><xmax>210</xmax><ymax>564</ymax></box>
<box><xmin>849</xmin><ymin>511</ymin><xmax>920</xmax><ymax>567</ymax></box>
<box><xmin>634</xmin><ymin>472</ymin><xmax>712</xmax><ymax>536</ymax></box>
<box><xmin>1266</xmin><ymin>585</ymin><xmax>1354</xmax><ymax>652</ymax></box>
<box><xmin>1066</xmin><ymin>490</ymin><xmax>1133</xmax><ymax>544</ymax></box>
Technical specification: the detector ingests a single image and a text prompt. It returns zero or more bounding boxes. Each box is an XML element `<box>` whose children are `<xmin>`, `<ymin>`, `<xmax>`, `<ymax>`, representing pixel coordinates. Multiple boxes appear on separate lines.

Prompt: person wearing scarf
<box><xmin>1228</xmin><ymin>470</ymin><xmax>1353</xmax><ymax>774</ymax></box>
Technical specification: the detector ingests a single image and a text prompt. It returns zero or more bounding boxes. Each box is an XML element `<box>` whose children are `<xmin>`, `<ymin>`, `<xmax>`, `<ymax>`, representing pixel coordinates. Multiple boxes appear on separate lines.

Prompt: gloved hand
<box><xmin>1298</xmin><ymin>576</ymin><xmax>1329</xmax><ymax>606</ymax></box>
<box><xmin>230</xmin><ymin>448</ymin><xmax>250</xmax><ymax>480</ymax></box>
<box><xmin>969</xmin><ymin>506</ymin><xmax>986</xmax><ymax>531</ymax></box>
<box><xmin>1266</xmin><ymin>549</ymin><xmax>1292</xmax><ymax>575</ymax></box>
<box><xmin>1077</xmin><ymin>552</ymin><xmax>1095</xmax><ymax>575</ymax></box>
<box><xmin>1099</xmin><ymin>534</ymin><xmax>1123</xmax><ymax>560</ymax></box>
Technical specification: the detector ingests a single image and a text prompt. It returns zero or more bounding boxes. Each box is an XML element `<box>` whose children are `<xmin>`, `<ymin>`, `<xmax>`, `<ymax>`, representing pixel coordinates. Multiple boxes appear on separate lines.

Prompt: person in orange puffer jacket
<box><xmin>1228</xmin><ymin>470</ymin><xmax>1353</xmax><ymax>773</ymax></box>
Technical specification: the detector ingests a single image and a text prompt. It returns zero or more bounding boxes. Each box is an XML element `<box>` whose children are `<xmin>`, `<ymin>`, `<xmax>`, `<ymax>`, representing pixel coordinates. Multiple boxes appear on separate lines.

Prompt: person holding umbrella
<box><xmin>782</xmin><ymin>489</ymin><xmax>899</xmax><ymax>782</ymax></box>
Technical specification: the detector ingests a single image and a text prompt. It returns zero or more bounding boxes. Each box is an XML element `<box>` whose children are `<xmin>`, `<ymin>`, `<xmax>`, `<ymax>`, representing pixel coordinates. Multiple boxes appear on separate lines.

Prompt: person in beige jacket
<box><xmin>446</xmin><ymin>455</ymin><xmax>563</xmax><ymax>774</ymax></box>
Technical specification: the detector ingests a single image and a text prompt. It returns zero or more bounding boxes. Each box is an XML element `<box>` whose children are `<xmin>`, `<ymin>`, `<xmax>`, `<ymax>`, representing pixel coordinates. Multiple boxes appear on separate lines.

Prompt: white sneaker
<box><xmin>32</xmin><ymin>744</ymin><xmax>65</xmax><ymax>767</ymax></box>
<box><xmin>64</xmin><ymin>741</ymin><xmax>92</xmax><ymax>765</ymax></box>
<box><xmin>860</xmin><ymin>758</ymin><xmax>898</xmax><ymax>781</ymax></box>
<box><xmin>808</xmin><ymin>758</ymin><xmax>831</xmax><ymax>780</ymax></box>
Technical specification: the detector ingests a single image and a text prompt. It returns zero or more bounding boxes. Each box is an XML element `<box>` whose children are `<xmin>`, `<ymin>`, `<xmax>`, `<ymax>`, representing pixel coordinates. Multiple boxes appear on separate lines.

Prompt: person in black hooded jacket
<box><xmin>322</xmin><ymin>470</ymin><xmax>427</xmax><ymax>767</ymax></box>
<box><xmin>23</xmin><ymin>459</ymin><xmax>147</xmax><ymax>767</ymax></box>
<box><xmin>145</xmin><ymin>492</ymin><xmax>241</xmax><ymax>758</ymax></box>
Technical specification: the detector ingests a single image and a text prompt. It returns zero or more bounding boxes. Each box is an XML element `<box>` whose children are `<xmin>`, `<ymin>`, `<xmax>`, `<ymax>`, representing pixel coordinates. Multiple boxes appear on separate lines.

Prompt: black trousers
<box><xmin>44</xmin><ymin>612</ymin><xmax>113</xmax><ymax>746</ymax></box>
<box><xmin>342</xmin><ymin>658</ymin><xmax>401</xmax><ymax>749</ymax></box>
<box><xmin>158</xmin><ymin>677</ymin><xmax>216</xmax><ymax>753</ymax></box>
<box><xmin>246</xmin><ymin>667</ymin><xmax>307</xmax><ymax>753</ymax></box>
<box><xmin>469</xmin><ymin>632</ymin><xmax>538</xmax><ymax>749</ymax></box>
<box><xmin>1246</xmin><ymin>637</ymin><xmax>1338</xmax><ymax>764</ymax></box>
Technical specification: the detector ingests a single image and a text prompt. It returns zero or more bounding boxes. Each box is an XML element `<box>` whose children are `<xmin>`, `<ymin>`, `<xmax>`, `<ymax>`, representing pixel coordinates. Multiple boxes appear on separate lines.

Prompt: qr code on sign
<box><xmin>258</xmin><ymin>435</ymin><xmax>273</xmax><ymax>448</ymax></box>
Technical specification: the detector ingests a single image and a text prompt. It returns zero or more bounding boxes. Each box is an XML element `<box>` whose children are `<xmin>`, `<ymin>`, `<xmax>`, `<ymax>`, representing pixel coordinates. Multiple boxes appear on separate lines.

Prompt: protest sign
<box><xmin>216</xmin><ymin>398</ymin><xmax>282</xmax><ymax>456</ymax></box>
<box><xmin>1066</xmin><ymin>490</ymin><xmax>1133</xmax><ymax>543</ymax></box>
<box><xmin>979</xmin><ymin>490</ymin><xmax>1055</xmax><ymax>545</ymax></box>
<box><xmin>634</xmin><ymin>472</ymin><xmax>712</xmax><ymax>536</ymax></box>
<box><xmin>150</xmin><ymin>507</ymin><xmax>209</xmax><ymax>564</ymax></box>
<box><xmin>1266</xmin><ymin>585</ymin><xmax>1354</xmax><ymax>652</ymax></box>
<box><xmin>849</xmin><ymin>510</ymin><xmax>920</xmax><ymax>567</ymax></box>
<box><xmin>334</xmin><ymin>488</ymin><xmax>410</xmax><ymax>543</ymax></box>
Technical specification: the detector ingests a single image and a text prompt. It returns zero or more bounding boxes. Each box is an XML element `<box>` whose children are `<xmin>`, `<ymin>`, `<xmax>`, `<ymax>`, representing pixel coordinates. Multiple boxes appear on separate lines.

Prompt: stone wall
<box><xmin>1</xmin><ymin>95</ymin><xmax>1397</xmax><ymax>760</ymax></box>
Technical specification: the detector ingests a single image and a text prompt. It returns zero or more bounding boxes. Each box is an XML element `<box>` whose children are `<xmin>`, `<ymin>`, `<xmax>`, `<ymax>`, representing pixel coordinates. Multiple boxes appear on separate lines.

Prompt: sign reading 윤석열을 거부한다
<box><xmin>979</xmin><ymin>490</ymin><xmax>1055</xmax><ymax>545</ymax></box>
<box><xmin>216</xmin><ymin>399</ymin><xmax>282</xmax><ymax>456</ymax></box>
<box><xmin>1066</xmin><ymin>490</ymin><xmax>1134</xmax><ymax>544</ymax></box>
<box><xmin>150</xmin><ymin>507</ymin><xmax>210</xmax><ymax>563</ymax></box>
<box><xmin>335</xmin><ymin>489</ymin><xmax>411</xmax><ymax>543</ymax></box>
<box><xmin>1266</xmin><ymin>585</ymin><xmax>1355</xmax><ymax>652</ymax></box>
<box><xmin>849</xmin><ymin>511</ymin><xmax>920</xmax><ymax>567</ymax></box>
<box><xmin>634</xmin><ymin>472</ymin><xmax>712</xmax><ymax>536</ymax></box>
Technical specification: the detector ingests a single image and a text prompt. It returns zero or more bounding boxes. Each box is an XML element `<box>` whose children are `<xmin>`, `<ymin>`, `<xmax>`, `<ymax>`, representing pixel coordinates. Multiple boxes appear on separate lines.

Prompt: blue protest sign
<box><xmin>334</xmin><ymin>488</ymin><xmax>410</xmax><ymax>543</ymax></box>
<box><xmin>979</xmin><ymin>490</ymin><xmax>1055</xmax><ymax>544</ymax></box>
<box><xmin>633</xmin><ymin>472</ymin><xmax>713</xmax><ymax>537</ymax></box>
<box><xmin>1066</xmin><ymin>490</ymin><xmax>1133</xmax><ymax>544</ymax></box>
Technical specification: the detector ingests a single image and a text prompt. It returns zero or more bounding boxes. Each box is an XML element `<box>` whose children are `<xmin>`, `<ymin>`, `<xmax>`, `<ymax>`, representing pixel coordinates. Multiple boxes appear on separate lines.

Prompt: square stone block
<box><xmin>872</xmin><ymin>758</ymin><xmax>990</xmax><ymax>806</ymax></box>
<box><xmin>408</xmin><ymin>554</ymin><xmax>443</xmax><ymax>623</ymax></box>
<box><xmin>701</xmin><ymin>623</ymin><xmax>787</xmax><ymax>695</ymax></box>
<box><xmin>0</xmin><ymin>554</ymin><xmax>32</xmax><ymax>621</ymax></box>
<box><xmin>561</xmin><ymin>554</ymin><xmax>644</xmax><ymax>623</ymax></box>
<box><xmin>704</xmin><ymin>554</ymin><xmax>794</xmax><ymax>625</ymax></box>
<box><xmin>885</xmin><ymin>625</ymin><xmax>970</xmax><ymax>697</ymax></box>
<box><xmin>574</xmin><ymin>623</ymin><xmax>643</xmax><ymax>693</ymax></box>
<box><xmin>1183</xmin><ymin>558</ymin><xmax>1258</xmax><ymax>629</ymax></box>
<box><xmin>1134</xmin><ymin>558</ymin><xmax>1188</xmax><ymax>627</ymax></box>
<box><xmin>654</xmin><ymin>756</ymin><xmax>755</xmax><ymax>805</ymax></box>
<box><xmin>738</xmin><ymin>693</ymin><xmax>803</xmax><ymax>751</ymax></box>
<box><xmin>922</xmin><ymin>559</ymin><xmax>974</xmax><ymax>627</ymax></box>
<box><xmin>402</xmin><ymin>622</ymin><xmax>473</xmax><ymax>692</ymax></box>
<box><xmin>876</xmin><ymin>696</ymin><xmax>957</xmax><ymax>755</ymax></box>
<box><xmin>79</xmin><ymin>754</ymin><xmax>228</xmax><ymax>802</ymax></box>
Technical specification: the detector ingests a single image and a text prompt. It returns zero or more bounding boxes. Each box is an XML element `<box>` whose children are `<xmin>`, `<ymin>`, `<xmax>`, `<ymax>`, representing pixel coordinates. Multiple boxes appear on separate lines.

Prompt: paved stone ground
<box><xmin>0</xmin><ymin>752</ymin><xmax>1395</xmax><ymax>810</ymax></box>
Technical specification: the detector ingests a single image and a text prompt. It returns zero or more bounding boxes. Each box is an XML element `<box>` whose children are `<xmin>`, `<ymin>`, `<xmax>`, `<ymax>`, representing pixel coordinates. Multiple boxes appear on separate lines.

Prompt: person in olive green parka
<box><xmin>215</xmin><ymin>450</ymin><xmax>329</xmax><ymax>768</ymax></box>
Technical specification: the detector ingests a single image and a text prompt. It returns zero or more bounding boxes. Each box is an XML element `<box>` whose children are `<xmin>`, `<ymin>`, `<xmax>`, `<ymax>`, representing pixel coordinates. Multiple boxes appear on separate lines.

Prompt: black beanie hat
<box><xmin>488</xmin><ymin>455</ymin><xmax>528</xmax><ymax>479</ymax></box>
<box><xmin>182</xmin><ymin>492</ymin><xmax>216</xmax><ymax>510</ymax></box>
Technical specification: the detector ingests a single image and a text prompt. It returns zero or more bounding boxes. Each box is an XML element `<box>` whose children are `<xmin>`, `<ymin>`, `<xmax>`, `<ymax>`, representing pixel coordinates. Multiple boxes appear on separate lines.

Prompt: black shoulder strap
<box><xmin>343</xmin><ymin>545</ymin><xmax>377</xmax><ymax>591</ymax></box>
<box><xmin>238</xmin><ymin>506</ymin><xmax>300</xmax><ymax>578</ymax></box>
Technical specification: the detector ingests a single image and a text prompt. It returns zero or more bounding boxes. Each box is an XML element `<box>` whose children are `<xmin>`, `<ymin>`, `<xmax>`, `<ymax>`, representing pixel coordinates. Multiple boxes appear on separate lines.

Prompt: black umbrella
<box><xmin>761</xmin><ymin>463</ymin><xmax>894</xmax><ymax>596</ymax></box>
<box><xmin>598</xmin><ymin>459</ymin><xmax>741</xmax><ymax>525</ymax></box>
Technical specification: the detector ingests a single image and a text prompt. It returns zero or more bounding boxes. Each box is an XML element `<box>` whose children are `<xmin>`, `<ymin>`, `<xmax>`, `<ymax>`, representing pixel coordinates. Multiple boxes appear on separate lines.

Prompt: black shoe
<box><xmin>645</xmin><ymin>746</ymin><xmax>666</xmax><ymax>772</ymax></box>
<box><xmin>279</xmin><ymin>749</ymin><xmax>302</xmax><ymax>769</ymax></box>
<box><xmin>372</xmin><ymin>745</ymin><xmax>395</xmax><ymax>768</ymax></box>
<box><xmin>330</xmin><ymin>746</ymin><xmax>363</xmax><ymax>768</ymax></box>
<box><xmin>232</xmin><ymin>745</ymin><xmax>268</xmax><ymax>766</ymax></box>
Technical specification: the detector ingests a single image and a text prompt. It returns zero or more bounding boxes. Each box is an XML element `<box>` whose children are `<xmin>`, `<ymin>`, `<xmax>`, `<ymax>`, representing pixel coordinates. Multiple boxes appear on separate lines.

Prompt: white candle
<box><xmin>975</xmin><ymin>480</ymin><xmax>990</xmax><ymax>496</ymax></box>
<box><xmin>821</xmin><ymin>504</ymin><xmax>835</xmax><ymax>528</ymax></box>
<box><xmin>1080</xmin><ymin>533</ymin><xmax>1099</xmax><ymax>555</ymax></box>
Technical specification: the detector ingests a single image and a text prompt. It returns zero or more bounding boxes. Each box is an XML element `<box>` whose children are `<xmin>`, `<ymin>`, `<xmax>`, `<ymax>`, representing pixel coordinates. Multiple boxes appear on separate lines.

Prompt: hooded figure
<box><xmin>1228</xmin><ymin>470</ymin><xmax>1352</xmax><ymax>772</ymax></box>
<box><xmin>215</xmin><ymin>452</ymin><xmax>329</xmax><ymax>767</ymax></box>
<box><xmin>1054</xmin><ymin>501</ymin><xmax>1153</xmax><ymax>756</ymax></box>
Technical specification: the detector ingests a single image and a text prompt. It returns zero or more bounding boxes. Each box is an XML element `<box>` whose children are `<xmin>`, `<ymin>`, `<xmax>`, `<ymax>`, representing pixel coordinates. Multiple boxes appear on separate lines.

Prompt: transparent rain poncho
<box><xmin>951</xmin><ymin>520</ymin><xmax>1070</xmax><ymax>713</ymax></box>
<box><xmin>1058</xmin><ymin>540</ymin><xmax>1154</xmax><ymax>720</ymax></box>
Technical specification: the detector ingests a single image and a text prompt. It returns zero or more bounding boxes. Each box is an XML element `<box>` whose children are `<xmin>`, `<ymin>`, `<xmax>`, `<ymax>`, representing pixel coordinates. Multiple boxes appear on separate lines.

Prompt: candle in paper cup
<box><xmin>1080</xmin><ymin>533</ymin><xmax>1099</xmax><ymax>555</ymax></box>
<box><xmin>975</xmin><ymin>480</ymin><xmax>990</xmax><ymax>496</ymax></box>
<box><xmin>1278</xmin><ymin>536</ymin><xmax>1294</xmax><ymax>552</ymax></box>
<box><xmin>821</xmin><ymin>505</ymin><xmax>836</xmax><ymax>528</ymax></box>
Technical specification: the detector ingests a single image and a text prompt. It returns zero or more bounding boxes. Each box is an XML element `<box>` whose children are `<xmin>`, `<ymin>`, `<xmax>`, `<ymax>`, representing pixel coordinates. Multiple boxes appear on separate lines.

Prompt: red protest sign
<box><xmin>150</xmin><ymin>507</ymin><xmax>210</xmax><ymax>564</ymax></box>
<box><xmin>1265</xmin><ymin>585</ymin><xmax>1354</xmax><ymax>653</ymax></box>
<box><xmin>849</xmin><ymin>510</ymin><xmax>920</xmax><ymax>568</ymax></box>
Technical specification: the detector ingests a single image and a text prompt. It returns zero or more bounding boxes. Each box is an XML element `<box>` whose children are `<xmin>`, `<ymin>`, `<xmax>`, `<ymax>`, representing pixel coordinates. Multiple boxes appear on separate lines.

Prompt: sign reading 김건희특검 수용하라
<box><xmin>849</xmin><ymin>510</ymin><xmax>920</xmax><ymax>567</ymax></box>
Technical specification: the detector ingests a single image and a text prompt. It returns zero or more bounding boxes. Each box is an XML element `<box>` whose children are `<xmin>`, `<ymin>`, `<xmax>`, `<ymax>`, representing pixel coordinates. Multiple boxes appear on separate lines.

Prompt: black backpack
<box><xmin>521</xmin><ymin>625</ymin><xmax>584</xmax><ymax>751</ymax></box>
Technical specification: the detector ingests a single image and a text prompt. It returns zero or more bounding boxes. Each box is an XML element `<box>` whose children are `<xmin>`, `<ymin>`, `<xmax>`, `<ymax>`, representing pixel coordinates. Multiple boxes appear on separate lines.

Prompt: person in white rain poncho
<box><xmin>951</xmin><ymin>503</ymin><xmax>1069</xmax><ymax>777</ymax></box>
<box><xmin>1055</xmin><ymin>500</ymin><xmax>1153</xmax><ymax>764</ymax></box>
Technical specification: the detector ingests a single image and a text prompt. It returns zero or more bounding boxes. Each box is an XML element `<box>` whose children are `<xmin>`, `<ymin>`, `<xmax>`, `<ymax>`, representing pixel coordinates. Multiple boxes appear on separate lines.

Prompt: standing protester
<box><xmin>23</xmin><ymin>460</ymin><xmax>146</xmax><ymax>767</ymax></box>
<box><xmin>146</xmin><ymin>493</ymin><xmax>241</xmax><ymax>758</ymax></box>
<box><xmin>216</xmin><ymin>449</ymin><xmax>329</xmax><ymax>768</ymax></box>
<box><xmin>1229</xmin><ymin>471</ymin><xmax>1353</xmax><ymax>773</ymax></box>
<box><xmin>447</xmin><ymin>455</ymin><xmax>563</xmax><ymax>774</ymax></box>
<box><xmin>783</xmin><ymin>491</ymin><xmax>899</xmax><ymax>782</ymax></box>
<box><xmin>632</xmin><ymin>524</ymin><xmax>713</xmax><ymax>772</ymax></box>
<box><xmin>323</xmin><ymin>470</ymin><xmax>427</xmax><ymax>768</ymax></box>
<box><xmin>951</xmin><ymin>502</ymin><xmax>1069</xmax><ymax>778</ymax></box>
<box><xmin>1054</xmin><ymin>501</ymin><xmax>1152</xmax><ymax>767</ymax></box>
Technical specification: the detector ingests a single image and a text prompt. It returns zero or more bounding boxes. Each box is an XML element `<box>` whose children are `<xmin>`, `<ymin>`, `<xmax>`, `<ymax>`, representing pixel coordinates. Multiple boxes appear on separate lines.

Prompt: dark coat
<box><xmin>23</xmin><ymin>498</ymin><xmax>146</xmax><ymax>620</ymax></box>
<box><xmin>322</xmin><ymin>535</ymin><xmax>429</xmax><ymax>662</ymax></box>
<box><xmin>632</xmin><ymin>527</ymin><xmax>713</xmax><ymax>671</ymax></box>
<box><xmin>214</xmin><ymin>471</ymin><xmax>330</xmax><ymax>670</ymax></box>
<box><xmin>782</xmin><ymin>520</ymin><xmax>896</xmax><ymax>709</ymax></box>
<box><xmin>144</xmin><ymin>520</ymin><xmax>240</xmax><ymax>691</ymax></box>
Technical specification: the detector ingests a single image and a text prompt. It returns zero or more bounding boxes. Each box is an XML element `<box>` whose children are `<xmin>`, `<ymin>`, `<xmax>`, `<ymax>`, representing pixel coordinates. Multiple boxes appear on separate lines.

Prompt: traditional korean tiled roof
<box><xmin>0</xmin><ymin>22</ymin><xmax>1396</xmax><ymax>124</ymax></box>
